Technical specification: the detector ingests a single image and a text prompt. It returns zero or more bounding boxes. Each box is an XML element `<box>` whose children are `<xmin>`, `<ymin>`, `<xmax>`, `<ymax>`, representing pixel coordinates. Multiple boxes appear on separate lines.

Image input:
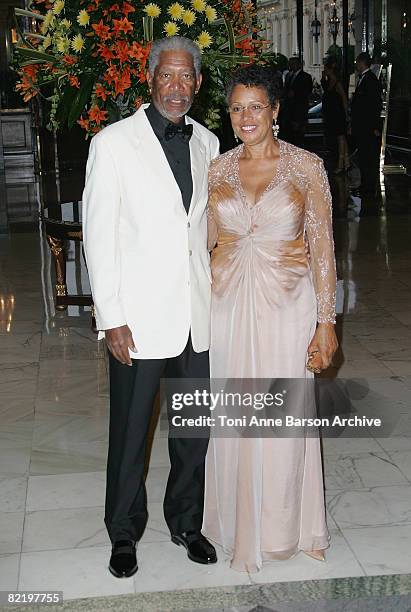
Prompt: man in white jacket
<box><xmin>83</xmin><ymin>36</ymin><xmax>219</xmax><ymax>578</ymax></box>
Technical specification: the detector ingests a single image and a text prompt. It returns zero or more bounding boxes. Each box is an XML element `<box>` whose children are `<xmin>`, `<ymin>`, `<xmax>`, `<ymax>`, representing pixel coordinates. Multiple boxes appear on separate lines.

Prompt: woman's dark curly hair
<box><xmin>225</xmin><ymin>64</ymin><xmax>283</xmax><ymax>107</ymax></box>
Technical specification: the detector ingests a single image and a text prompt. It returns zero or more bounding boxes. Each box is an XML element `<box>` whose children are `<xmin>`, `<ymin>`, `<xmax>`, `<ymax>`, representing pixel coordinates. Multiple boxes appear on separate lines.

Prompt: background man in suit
<box><xmin>280</xmin><ymin>57</ymin><xmax>313</xmax><ymax>147</ymax></box>
<box><xmin>350</xmin><ymin>52</ymin><xmax>383</xmax><ymax>197</ymax></box>
<box><xmin>83</xmin><ymin>36</ymin><xmax>219</xmax><ymax>579</ymax></box>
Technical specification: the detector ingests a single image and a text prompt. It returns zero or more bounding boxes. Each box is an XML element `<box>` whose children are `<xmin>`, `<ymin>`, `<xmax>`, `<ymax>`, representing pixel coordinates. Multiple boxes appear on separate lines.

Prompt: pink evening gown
<box><xmin>202</xmin><ymin>140</ymin><xmax>337</xmax><ymax>573</ymax></box>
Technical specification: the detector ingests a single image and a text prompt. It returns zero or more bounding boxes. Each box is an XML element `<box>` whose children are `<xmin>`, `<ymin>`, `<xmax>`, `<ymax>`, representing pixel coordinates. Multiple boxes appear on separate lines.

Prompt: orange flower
<box><xmin>97</xmin><ymin>43</ymin><xmax>115</xmax><ymax>61</ymax></box>
<box><xmin>115</xmin><ymin>66</ymin><xmax>131</xmax><ymax>95</ymax></box>
<box><xmin>236</xmin><ymin>36</ymin><xmax>257</xmax><ymax>58</ymax></box>
<box><xmin>63</xmin><ymin>55</ymin><xmax>77</xmax><ymax>65</ymax></box>
<box><xmin>92</xmin><ymin>19</ymin><xmax>111</xmax><ymax>40</ymax></box>
<box><xmin>22</xmin><ymin>64</ymin><xmax>40</xmax><ymax>80</ymax></box>
<box><xmin>69</xmin><ymin>75</ymin><xmax>80</xmax><ymax>88</ymax></box>
<box><xmin>103</xmin><ymin>5</ymin><xmax>119</xmax><ymax>16</ymax></box>
<box><xmin>16</xmin><ymin>80</ymin><xmax>38</xmax><ymax>102</ymax></box>
<box><xmin>104</xmin><ymin>62</ymin><xmax>118</xmax><ymax>85</ymax></box>
<box><xmin>16</xmin><ymin>64</ymin><xmax>42</xmax><ymax>101</ymax></box>
<box><xmin>121</xmin><ymin>1</ymin><xmax>135</xmax><ymax>15</ymax></box>
<box><xmin>88</xmin><ymin>105</ymin><xmax>108</xmax><ymax>125</ymax></box>
<box><xmin>129</xmin><ymin>40</ymin><xmax>147</xmax><ymax>61</ymax></box>
<box><xmin>129</xmin><ymin>41</ymin><xmax>150</xmax><ymax>81</ymax></box>
<box><xmin>112</xmin><ymin>17</ymin><xmax>133</xmax><ymax>34</ymax></box>
<box><xmin>104</xmin><ymin>63</ymin><xmax>132</xmax><ymax>96</ymax></box>
<box><xmin>134</xmin><ymin>96</ymin><xmax>143</xmax><ymax>109</ymax></box>
<box><xmin>78</xmin><ymin>116</ymin><xmax>90</xmax><ymax>130</ymax></box>
<box><xmin>114</xmin><ymin>40</ymin><xmax>130</xmax><ymax>63</ymax></box>
<box><xmin>95</xmin><ymin>83</ymin><xmax>108</xmax><ymax>100</ymax></box>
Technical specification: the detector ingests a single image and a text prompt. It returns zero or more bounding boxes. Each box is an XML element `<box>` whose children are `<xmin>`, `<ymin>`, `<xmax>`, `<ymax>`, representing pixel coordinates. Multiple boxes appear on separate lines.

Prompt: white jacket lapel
<box><xmin>132</xmin><ymin>105</ymin><xmax>182</xmax><ymax>205</ymax></box>
<box><xmin>186</xmin><ymin>117</ymin><xmax>206</xmax><ymax>218</ymax></box>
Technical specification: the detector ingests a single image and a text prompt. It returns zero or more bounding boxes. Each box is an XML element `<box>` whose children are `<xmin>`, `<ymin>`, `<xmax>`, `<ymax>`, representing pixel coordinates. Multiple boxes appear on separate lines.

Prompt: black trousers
<box><xmin>355</xmin><ymin>130</ymin><xmax>381</xmax><ymax>193</ymax></box>
<box><xmin>104</xmin><ymin>335</ymin><xmax>210</xmax><ymax>543</ymax></box>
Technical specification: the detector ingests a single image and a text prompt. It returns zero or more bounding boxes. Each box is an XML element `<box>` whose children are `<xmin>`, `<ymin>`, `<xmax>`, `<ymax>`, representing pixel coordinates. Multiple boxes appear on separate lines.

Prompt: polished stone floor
<box><xmin>0</xmin><ymin>163</ymin><xmax>411</xmax><ymax>608</ymax></box>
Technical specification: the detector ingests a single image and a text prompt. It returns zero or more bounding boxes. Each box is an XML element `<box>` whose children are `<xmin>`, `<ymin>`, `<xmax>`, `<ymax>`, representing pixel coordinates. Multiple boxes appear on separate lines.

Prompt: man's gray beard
<box><xmin>161</xmin><ymin>96</ymin><xmax>192</xmax><ymax>119</ymax></box>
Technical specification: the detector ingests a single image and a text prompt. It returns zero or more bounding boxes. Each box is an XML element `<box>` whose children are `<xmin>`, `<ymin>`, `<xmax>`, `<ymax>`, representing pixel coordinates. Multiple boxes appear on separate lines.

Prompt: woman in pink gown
<box><xmin>202</xmin><ymin>65</ymin><xmax>338</xmax><ymax>573</ymax></box>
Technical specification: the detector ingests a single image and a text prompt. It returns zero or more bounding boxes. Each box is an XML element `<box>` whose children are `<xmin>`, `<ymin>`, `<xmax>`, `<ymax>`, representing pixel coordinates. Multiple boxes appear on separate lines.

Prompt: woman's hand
<box><xmin>307</xmin><ymin>323</ymin><xmax>338</xmax><ymax>373</ymax></box>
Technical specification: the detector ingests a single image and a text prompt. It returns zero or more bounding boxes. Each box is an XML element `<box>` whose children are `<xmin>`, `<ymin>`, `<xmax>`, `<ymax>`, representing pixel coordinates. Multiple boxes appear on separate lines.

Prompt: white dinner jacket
<box><xmin>82</xmin><ymin>104</ymin><xmax>220</xmax><ymax>359</ymax></box>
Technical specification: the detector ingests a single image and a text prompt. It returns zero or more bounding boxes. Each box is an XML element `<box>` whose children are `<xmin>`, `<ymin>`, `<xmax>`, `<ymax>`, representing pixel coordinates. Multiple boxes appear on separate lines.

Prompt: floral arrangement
<box><xmin>13</xmin><ymin>0</ymin><xmax>273</xmax><ymax>134</ymax></box>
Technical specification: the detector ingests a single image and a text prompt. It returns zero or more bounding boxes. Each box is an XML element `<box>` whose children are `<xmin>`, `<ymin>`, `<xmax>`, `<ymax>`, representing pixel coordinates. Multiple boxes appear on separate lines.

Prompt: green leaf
<box><xmin>56</xmin><ymin>82</ymin><xmax>79</xmax><ymax>124</ymax></box>
<box><xmin>67</xmin><ymin>73</ymin><xmax>95</xmax><ymax>129</ymax></box>
<box><xmin>209</xmin><ymin>53</ymin><xmax>251</xmax><ymax>64</ymax></box>
<box><xmin>24</xmin><ymin>33</ymin><xmax>45</xmax><ymax>41</ymax></box>
<box><xmin>15</xmin><ymin>8</ymin><xmax>45</xmax><ymax>20</ymax></box>
<box><xmin>14</xmin><ymin>46</ymin><xmax>56</xmax><ymax>63</ymax></box>
<box><xmin>219</xmin><ymin>32</ymin><xmax>251</xmax><ymax>51</ymax></box>
<box><xmin>222</xmin><ymin>17</ymin><xmax>236</xmax><ymax>54</ymax></box>
<box><xmin>143</xmin><ymin>16</ymin><xmax>153</xmax><ymax>42</ymax></box>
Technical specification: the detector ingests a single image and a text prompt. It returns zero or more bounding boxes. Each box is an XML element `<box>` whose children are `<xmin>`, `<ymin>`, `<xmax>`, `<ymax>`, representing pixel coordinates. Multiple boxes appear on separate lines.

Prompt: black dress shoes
<box><xmin>108</xmin><ymin>540</ymin><xmax>138</xmax><ymax>578</ymax></box>
<box><xmin>171</xmin><ymin>530</ymin><xmax>217</xmax><ymax>564</ymax></box>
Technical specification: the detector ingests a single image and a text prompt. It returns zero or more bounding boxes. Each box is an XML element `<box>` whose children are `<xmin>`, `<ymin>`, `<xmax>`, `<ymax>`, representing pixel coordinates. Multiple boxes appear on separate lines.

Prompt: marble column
<box><xmin>281</xmin><ymin>14</ymin><xmax>288</xmax><ymax>57</ymax></box>
<box><xmin>292</xmin><ymin>13</ymin><xmax>298</xmax><ymax>56</ymax></box>
<box><xmin>322</xmin><ymin>4</ymin><xmax>330</xmax><ymax>57</ymax></box>
<box><xmin>303</xmin><ymin>10</ymin><xmax>311</xmax><ymax>67</ymax></box>
<box><xmin>273</xmin><ymin>18</ymin><xmax>279</xmax><ymax>55</ymax></box>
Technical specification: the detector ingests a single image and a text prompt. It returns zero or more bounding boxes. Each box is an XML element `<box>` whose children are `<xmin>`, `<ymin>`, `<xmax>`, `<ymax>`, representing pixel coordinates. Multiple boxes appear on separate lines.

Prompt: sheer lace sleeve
<box><xmin>207</xmin><ymin>159</ymin><xmax>219</xmax><ymax>252</ymax></box>
<box><xmin>304</xmin><ymin>156</ymin><xmax>337</xmax><ymax>324</ymax></box>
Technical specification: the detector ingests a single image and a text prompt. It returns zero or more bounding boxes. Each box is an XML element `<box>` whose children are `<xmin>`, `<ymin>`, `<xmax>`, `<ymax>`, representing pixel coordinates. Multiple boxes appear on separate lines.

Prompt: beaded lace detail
<box><xmin>207</xmin><ymin>141</ymin><xmax>336</xmax><ymax>324</ymax></box>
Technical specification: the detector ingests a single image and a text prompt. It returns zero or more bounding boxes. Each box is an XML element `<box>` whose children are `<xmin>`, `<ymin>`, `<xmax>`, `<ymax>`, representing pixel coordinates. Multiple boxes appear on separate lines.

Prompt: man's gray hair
<box><xmin>148</xmin><ymin>36</ymin><xmax>202</xmax><ymax>76</ymax></box>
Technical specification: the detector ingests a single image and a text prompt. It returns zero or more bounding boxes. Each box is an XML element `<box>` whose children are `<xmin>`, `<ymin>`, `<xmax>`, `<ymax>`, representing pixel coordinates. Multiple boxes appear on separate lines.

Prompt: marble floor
<box><xmin>0</xmin><ymin>166</ymin><xmax>411</xmax><ymax>607</ymax></box>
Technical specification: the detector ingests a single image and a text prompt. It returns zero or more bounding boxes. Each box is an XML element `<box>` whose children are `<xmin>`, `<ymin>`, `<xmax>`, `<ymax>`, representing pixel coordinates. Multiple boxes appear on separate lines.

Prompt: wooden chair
<box><xmin>41</xmin><ymin>200</ymin><xmax>96</xmax><ymax>328</ymax></box>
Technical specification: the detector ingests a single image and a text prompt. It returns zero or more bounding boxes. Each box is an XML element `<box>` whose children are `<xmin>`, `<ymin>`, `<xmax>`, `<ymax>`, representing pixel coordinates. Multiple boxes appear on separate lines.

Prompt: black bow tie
<box><xmin>164</xmin><ymin>123</ymin><xmax>193</xmax><ymax>142</ymax></box>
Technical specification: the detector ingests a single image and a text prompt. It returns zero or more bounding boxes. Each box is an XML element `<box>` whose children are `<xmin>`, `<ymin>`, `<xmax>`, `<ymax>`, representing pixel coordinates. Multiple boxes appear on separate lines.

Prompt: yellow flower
<box><xmin>192</xmin><ymin>0</ymin><xmax>206</xmax><ymax>11</ymax></box>
<box><xmin>204</xmin><ymin>5</ymin><xmax>217</xmax><ymax>22</ymax></box>
<box><xmin>167</xmin><ymin>2</ymin><xmax>183</xmax><ymax>20</ymax></box>
<box><xmin>144</xmin><ymin>3</ymin><xmax>161</xmax><ymax>18</ymax></box>
<box><xmin>41</xmin><ymin>10</ymin><xmax>55</xmax><ymax>33</ymax></box>
<box><xmin>60</xmin><ymin>18</ymin><xmax>71</xmax><ymax>29</ymax></box>
<box><xmin>71</xmin><ymin>33</ymin><xmax>85</xmax><ymax>53</ymax></box>
<box><xmin>56</xmin><ymin>35</ymin><xmax>70</xmax><ymax>53</ymax></box>
<box><xmin>42</xmin><ymin>34</ymin><xmax>52</xmax><ymax>49</ymax></box>
<box><xmin>77</xmin><ymin>9</ymin><xmax>90</xmax><ymax>26</ymax></box>
<box><xmin>197</xmin><ymin>30</ymin><xmax>212</xmax><ymax>49</ymax></box>
<box><xmin>163</xmin><ymin>21</ymin><xmax>179</xmax><ymax>36</ymax></box>
<box><xmin>52</xmin><ymin>0</ymin><xmax>65</xmax><ymax>15</ymax></box>
<box><xmin>182</xmin><ymin>9</ymin><xmax>196</xmax><ymax>25</ymax></box>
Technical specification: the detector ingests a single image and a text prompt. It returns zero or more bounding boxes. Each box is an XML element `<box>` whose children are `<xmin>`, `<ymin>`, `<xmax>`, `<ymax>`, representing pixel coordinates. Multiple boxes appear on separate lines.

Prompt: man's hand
<box><xmin>105</xmin><ymin>325</ymin><xmax>137</xmax><ymax>366</ymax></box>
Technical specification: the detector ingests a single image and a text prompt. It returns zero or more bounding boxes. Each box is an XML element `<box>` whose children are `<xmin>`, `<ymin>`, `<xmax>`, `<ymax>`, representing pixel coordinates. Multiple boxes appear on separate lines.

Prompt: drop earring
<box><xmin>272</xmin><ymin>119</ymin><xmax>279</xmax><ymax>139</ymax></box>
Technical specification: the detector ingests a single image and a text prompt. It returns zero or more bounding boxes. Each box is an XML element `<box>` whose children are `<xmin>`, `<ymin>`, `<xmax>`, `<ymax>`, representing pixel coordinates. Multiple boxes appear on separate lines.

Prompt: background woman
<box><xmin>321</xmin><ymin>56</ymin><xmax>350</xmax><ymax>173</ymax></box>
<box><xmin>203</xmin><ymin>65</ymin><xmax>338</xmax><ymax>573</ymax></box>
